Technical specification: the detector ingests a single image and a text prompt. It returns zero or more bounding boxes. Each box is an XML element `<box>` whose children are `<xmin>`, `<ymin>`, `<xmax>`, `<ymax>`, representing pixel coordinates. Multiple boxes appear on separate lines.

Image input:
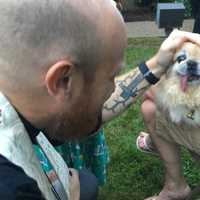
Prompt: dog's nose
<box><xmin>187</xmin><ymin>60</ymin><xmax>198</xmax><ymax>72</ymax></box>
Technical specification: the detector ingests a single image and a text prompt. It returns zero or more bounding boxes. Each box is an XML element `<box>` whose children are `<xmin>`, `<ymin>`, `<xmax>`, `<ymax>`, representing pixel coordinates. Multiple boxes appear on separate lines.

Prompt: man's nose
<box><xmin>187</xmin><ymin>60</ymin><xmax>198</xmax><ymax>73</ymax></box>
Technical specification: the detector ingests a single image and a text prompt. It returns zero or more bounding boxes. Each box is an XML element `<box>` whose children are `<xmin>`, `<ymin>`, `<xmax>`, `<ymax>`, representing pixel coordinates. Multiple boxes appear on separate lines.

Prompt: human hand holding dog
<box><xmin>146</xmin><ymin>30</ymin><xmax>200</xmax><ymax>78</ymax></box>
<box><xmin>69</xmin><ymin>168</ymin><xmax>80</xmax><ymax>200</ymax></box>
<box><xmin>102</xmin><ymin>30</ymin><xmax>200</xmax><ymax>122</ymax></box>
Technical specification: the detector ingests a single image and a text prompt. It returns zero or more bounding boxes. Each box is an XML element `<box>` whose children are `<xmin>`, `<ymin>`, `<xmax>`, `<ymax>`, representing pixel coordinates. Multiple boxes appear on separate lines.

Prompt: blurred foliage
<box><xmin>134</xmin><ymin>0</ymin><xmax>192</xmax><ymax>17</ymax></box>
<box><xmin>175</xmin><ymin>0</ymin><xmax>192</xmax><ymax>17</ymax></box>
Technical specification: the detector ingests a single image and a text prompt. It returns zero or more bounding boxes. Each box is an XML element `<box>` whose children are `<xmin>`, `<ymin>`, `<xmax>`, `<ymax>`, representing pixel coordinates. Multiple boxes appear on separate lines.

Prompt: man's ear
<box><xmin>45</xmin><ymin>60</ymin><xmax>73</xmax><ymax>99</ymax></box>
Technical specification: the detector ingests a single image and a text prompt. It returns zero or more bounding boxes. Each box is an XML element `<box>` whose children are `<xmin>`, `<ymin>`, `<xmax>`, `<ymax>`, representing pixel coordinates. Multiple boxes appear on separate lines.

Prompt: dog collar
<box><xmin>186</xmin><ymin>109</ymin><xmax>195</xmax><ymax>120</ymax></box>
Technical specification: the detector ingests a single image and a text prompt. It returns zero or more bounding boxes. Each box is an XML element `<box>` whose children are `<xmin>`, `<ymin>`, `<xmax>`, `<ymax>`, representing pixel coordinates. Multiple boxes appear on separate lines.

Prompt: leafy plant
<box><xmin>175</xmin><ymin>0</ymin><xmax>192</xmax><ymax>17</ymax></box>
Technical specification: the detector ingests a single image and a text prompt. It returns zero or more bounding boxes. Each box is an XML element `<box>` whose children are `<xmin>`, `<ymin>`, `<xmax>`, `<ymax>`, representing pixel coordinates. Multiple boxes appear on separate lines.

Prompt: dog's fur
<box><xmin>153</xmin><ymin>42</ymin><xmax>200</xmax><ymax>199</ymax></box>
<box><xmin>155</xmin><ymin>42</ymin><xmax>200</xmax><ymax>127</ymax></box>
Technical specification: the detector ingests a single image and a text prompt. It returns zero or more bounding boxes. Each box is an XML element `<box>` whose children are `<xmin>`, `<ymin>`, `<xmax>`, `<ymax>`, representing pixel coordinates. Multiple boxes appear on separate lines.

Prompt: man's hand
<box><xmin>102</xmin><ymin>30</ymin><xmax>200</xmax><ymax>122</ymax></box>
<box><xmin>69</xmin><ymin>168</ymin><xmax>80</xmax><ymax>200</ymax></box>
<box><xmin>147</xmin><ymin>30</ymin><xmax>200</xmax><ymax>77</ymax></box>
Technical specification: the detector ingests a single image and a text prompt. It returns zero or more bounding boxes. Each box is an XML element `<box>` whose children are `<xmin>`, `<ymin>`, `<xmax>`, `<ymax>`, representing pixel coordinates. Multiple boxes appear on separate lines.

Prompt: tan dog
<box><xmin>152</xmin><ymin>42</ymin><xmax>200</xmax><ymax>200</ymax></box>
<box><xmin>156</xmin><ymin>42</ymin><xmax>200</xmax><ymax>127</ymax></box>
<box><xmin>155</xmin><ymin>42</ymin><xmax>200</xmax><ymax>150</ymax></box>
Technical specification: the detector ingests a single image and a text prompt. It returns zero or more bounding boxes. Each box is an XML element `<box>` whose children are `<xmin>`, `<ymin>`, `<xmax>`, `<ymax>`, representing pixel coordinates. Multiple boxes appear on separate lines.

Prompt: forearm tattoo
<box><xmin>102</xmin><ymin>68</ymin><xmax>149</xmax><ymax>122</ymax></box>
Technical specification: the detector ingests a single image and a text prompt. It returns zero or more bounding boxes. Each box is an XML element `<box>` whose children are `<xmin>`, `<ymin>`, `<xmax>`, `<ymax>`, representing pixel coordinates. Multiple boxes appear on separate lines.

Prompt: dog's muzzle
<box><xmin>175</xmin><ymin>59</ymin><xmax>200</xmax><ymax>92</ymax></box>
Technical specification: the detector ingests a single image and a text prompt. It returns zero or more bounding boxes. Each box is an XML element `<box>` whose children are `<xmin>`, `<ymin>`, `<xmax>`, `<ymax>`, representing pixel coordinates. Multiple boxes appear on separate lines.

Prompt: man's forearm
<box><xmin>102</xmin><ymin>55</ymin><xmax>162</xmax><ymax>122</ymax></box>
<box><xmin>102</xmin><ymin>67</ymin><xmax>150</xmax><ymax>122</ymax></box>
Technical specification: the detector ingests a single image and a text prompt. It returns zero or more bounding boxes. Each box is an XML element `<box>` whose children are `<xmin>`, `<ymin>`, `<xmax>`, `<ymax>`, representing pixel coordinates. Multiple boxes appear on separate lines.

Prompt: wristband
<box><xmin>138</xmin><ymin>62</ymin><xmax>160</xmax><ymax>85</ymax></box>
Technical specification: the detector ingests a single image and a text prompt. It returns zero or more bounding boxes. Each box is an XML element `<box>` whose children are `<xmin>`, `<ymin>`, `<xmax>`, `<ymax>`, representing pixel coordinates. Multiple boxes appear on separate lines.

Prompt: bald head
<box><xmin>0</xmin><ymin>0</ymin><xmax>125</xmax><ymax>92</ymax></box>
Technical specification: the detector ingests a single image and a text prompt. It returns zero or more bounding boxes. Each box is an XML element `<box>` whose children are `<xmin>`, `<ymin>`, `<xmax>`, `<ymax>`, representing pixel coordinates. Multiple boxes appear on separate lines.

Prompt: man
<box><xmin>0</xmin><ymin>0</ymin><xmax>200</xmax><ymax>199</ymax></box>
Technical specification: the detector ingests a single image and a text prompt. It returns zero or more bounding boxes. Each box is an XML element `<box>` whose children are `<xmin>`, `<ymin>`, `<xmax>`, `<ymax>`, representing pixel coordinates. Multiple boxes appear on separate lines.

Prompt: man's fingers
<box><xmin>168</xmin><ymin>29</ymin><xmax>200</xmax><ymax>47</ymax></box>
<box><xmin>182</xmin><ymin>31</ymin><xmax>200</xmax><ymax>46</ymax></box>
<box><xmin>69</xmin><ymin>168</ymin><xmax>79</xmax><ymax>179</ymax></box>
<box><xmin>69</xmin><ymin>168</ymin><xmax>79</xmax><ymax>184</ymax></box>
<box><xmin>160</xmin><ymin>30</ymin><xmax>200</xmax><ymax>55</ymax></box>
<box><xmin>152</xmin><ymin>30</ymin><xmax>200</xmax><ymax>76</ymax></box>
<box><xmin>167</xmin><ymin>37</ymin><xmax>187</xmax><ymax>52</ymax></box>
<box><xmin>69</xmin><ymin>168</ymin><xmax>80</xmax><ymax>200</ymax></box>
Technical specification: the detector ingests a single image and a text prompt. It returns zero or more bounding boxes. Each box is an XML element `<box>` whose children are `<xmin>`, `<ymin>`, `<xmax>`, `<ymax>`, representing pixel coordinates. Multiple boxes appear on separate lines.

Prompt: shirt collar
<box><xmin>18</xmin><ymin>112</ymin><xmax>64</xmax><ymax>146</ymax></box>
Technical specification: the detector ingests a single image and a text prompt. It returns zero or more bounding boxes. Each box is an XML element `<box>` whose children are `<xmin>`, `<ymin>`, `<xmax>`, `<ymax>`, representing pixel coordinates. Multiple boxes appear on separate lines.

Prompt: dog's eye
<box><xmin>176</xmin><ymin>55</ymin><xmax>186</xmax><ymax>63</ymax></box>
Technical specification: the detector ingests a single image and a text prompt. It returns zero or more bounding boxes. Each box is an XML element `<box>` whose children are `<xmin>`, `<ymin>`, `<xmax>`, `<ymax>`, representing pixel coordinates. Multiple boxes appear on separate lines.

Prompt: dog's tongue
<box><xmin>180</xmin><ymin>75</ymin><xmax>188</xmax><ymax>92</ymax></box>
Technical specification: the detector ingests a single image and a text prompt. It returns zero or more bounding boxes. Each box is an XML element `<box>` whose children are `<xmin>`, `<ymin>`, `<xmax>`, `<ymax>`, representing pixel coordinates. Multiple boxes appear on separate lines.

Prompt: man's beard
<box><xmin>85</xmin><ymin>114</ymin><xmax>102</xmax><ymax>137</ymax></box>
<box><xmin>43</xmin><ymin>110</ymin><xmax>103</xmax><ymax>142</ymax></box>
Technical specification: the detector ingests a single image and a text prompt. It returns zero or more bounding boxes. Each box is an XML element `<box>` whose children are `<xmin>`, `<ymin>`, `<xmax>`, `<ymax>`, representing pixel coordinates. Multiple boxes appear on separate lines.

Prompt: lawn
<box><xmin>98</xmin><ymin>37</ymin><xmax>200</xmax><ymax>200</ymax></box>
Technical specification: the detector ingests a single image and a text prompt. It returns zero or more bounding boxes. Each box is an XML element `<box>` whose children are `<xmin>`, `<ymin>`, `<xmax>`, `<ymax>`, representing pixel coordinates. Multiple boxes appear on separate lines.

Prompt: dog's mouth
<box><xmin>174</xmin><ymin>57</ymin><xmax>200</xmax><ymax>92</ymax></box>
<box><xmin>180</xmin><ymin>74</ymin><xmax>200</xmax><ymax>92</ymax></box>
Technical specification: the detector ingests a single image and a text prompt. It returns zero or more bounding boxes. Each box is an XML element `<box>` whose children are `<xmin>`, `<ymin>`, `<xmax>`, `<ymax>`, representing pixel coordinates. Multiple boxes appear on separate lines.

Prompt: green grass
<box><xmin>98</xmin><ymin>37</ymin><xmax>200</xmax><ymax>200</ymax></box>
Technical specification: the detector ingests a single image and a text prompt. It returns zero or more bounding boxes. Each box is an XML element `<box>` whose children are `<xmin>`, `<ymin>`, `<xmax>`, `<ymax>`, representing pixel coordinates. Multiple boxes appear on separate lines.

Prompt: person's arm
<box><xmin>102</xmin><ymin>57</ymin><xmax>158</xmax><ymax>122</ymax></box>
<box><xmin>102</xmin><ymin>30</ymin><xmax>200</xmax><ymax>122</ymax></box>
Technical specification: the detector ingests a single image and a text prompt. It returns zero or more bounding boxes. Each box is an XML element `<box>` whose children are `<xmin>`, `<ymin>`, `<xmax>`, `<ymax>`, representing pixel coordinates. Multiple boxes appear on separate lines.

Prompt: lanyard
<box><xmin>36</xmin><ymin>132</ymin><xmax>69</xmax><ymax>200</ymax></box>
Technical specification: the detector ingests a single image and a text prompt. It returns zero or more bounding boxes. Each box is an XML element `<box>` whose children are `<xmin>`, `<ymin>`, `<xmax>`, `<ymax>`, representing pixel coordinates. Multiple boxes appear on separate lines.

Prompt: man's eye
<box><xmin>176</xmin><ymin>55</ymin><xmax>186</xmax><ymax>63</ymax></box>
